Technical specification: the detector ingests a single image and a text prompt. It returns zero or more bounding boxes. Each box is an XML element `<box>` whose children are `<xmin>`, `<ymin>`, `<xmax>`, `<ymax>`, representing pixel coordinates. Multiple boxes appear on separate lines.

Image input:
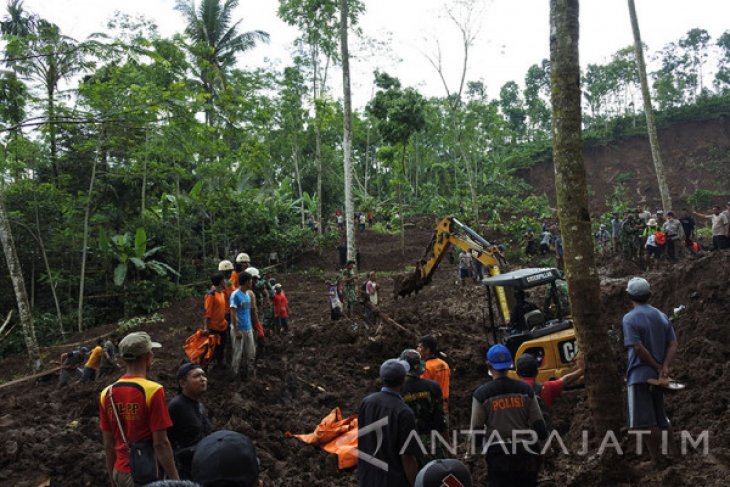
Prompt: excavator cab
<box><xmin>482</xmin><ymin>268</ymin><xmax>578</xmax><ymax>382</ymax></box>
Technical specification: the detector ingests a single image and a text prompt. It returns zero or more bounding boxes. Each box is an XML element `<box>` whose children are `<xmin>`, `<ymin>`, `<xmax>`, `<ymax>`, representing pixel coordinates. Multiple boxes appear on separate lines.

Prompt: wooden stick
<box><xmin>295</xmin><ymin>375</ymin><xmax>326</xmax><ymax>393</ymax></box>
<box><xmin>361</xmin><ymin>300</ymin><xmax>417</xmax><ymax>337</ymax></box>
<box><xmin>0</xmin><ymin>366</ymin><xmax>60</xmax><ymax>390</ymax></box>
<box><xmin>41</xmin><ymin>329</ymin><xmax>117</xmax><ymax>352</ymax></box>
<box><xmin>0</xmin><ymin>310</ymin><xmax>13</xmax><ymax>335</ymax></box>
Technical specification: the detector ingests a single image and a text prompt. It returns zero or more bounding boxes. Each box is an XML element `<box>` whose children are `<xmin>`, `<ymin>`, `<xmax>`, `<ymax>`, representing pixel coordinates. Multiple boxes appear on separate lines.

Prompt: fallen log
<box><xmin>361</xmin><ymin>300</ymin><xmax>417</xmax><ymax>338</ymax></box>
<box><xmin>0</xmin><ymin>366</ymin><xmax>60</xmax><ymax>390</ymax></box>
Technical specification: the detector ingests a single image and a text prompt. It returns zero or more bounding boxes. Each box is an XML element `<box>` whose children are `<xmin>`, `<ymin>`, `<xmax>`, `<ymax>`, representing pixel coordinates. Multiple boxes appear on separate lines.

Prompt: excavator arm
<box><xmin>394</xmin><ymin>216</ymin><xmax>511</xmax><ymax>322</ymax></box>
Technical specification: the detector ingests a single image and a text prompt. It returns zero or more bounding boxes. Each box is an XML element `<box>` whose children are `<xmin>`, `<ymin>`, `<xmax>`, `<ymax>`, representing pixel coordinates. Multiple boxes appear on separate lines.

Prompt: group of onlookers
<box><xmin>612</xmin><ymin>204</ymin><xmax>730</xmax><ymax>260</ymax></box>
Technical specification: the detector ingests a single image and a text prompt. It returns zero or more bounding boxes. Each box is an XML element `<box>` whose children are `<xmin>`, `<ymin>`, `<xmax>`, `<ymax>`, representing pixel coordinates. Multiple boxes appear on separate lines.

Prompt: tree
<box><xmin>4</xmin><ymin>9</ymin><xmax>88</xmax><ymax>184</ymax></box>
<box><xmin>678</xmin><ymin>28</ymin><xmax>711</xmax><ymax>97</ymax></box>
<box><xmin>627</xmin><ymin>0</ymin><xmax>672</xmax><ymax>212</ymax></box>
<box><xmin>499</xmin><ymin>81</ymin><xmax>527</xmax><ymax>143</ymax></box>
<box><xmin>0</xmin><ymin>194</ymin><xmax>40</xmax><ymax>368</ymax></box>
<box><xmin>368</xmin><ymin>71</ymin><xmax>425</xmax><ymax>253</ymax></box>
<box><xmin>340</xmin><ymin>0</ymin><xmax>356</xmax><ymax>263</ymax></box>
<box><xmin>714</xmin><ymin>30</ymin><xmax>730</xmax><ymax>91</ymax></box>
<box><xmin>524</xmin><ymin>59</ymin><xmax>551</xmax><ymax>138</ymax></box>
<box><xmin>176</xmin><ymin>0</ymin><xmax>269</xmax><ymax>126</ymax></box>
<box><xmin>550</xmin><ymin>0</ymin><xmax>623</xmax><ymax>436</ymax></box>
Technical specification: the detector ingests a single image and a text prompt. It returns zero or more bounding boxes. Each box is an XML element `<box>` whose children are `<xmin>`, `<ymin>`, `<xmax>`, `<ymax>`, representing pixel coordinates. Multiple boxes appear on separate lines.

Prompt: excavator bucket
<box><xmin>393</xmin><ymin>262</ymin><xmax>425</xmax><ymax>299</ymax></box>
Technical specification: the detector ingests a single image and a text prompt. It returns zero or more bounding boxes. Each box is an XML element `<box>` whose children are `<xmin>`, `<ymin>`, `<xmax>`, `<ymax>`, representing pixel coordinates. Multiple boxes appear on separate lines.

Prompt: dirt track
<box><xmin>1</xmin><ymin>219</ymin><xmax>729</xmax><ymax>486</ymax></box>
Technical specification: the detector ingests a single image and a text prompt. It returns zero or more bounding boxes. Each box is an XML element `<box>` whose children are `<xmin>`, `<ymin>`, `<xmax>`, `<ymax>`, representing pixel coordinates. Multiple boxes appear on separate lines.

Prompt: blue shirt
<box><xmin>622</xmin><ymin>304</ymin><xmax>677</xmax><ymax>385</ymax></box>
<box><xmin>229</xmin><ymin>289</ymin><xmax>252</xmax><ymax>331</ymax></box>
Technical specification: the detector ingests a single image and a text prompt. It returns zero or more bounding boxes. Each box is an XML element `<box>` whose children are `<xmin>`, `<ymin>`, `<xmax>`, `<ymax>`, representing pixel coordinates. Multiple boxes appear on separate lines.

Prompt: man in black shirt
<box><xmin>679</xmin><ymin>208</ymin><xmax>696</xmax><ymax>249</ymax></box>
<box><xmin>509</xmin><ymin>290</ymin><xmax>538</xmax><ymax>334</ymax></box>
<box><xmin>399</xmin><ymin>349</ymin><xmax>445</xmax><ymax>464</ymax></box>
<box><xmin>358</xmin><ymin>359</ymin><xmax>420</xmax><ymax>487</ymax></box>
<box><xmin>168</xmin><ymin>363</ymin><xmax>212</xmax><ymax>479</ymax></box>
<box><xmin>469</xmin><ymin>345</ymin><xmax>547</xmax><ymax>487</ymax></box>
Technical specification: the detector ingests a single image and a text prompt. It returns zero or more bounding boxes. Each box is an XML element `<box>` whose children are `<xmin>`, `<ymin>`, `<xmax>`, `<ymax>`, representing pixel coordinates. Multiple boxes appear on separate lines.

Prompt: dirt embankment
<box><xmin>1</xmin><ymin>218</ymin><xmax>729</xmax><ymax>486</ymax></box>
<box><xmin>519</xmin><ymin>117</ymin><xmax>730</xmax><ymax>211</ymax></box>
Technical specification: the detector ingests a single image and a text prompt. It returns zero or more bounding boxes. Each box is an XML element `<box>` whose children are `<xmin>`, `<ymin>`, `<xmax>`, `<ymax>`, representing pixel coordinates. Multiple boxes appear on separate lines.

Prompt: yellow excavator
<box><xmin>394</xmin><ymin>216</ymin><xmax>579</xmax><ymax>382</ymax></box>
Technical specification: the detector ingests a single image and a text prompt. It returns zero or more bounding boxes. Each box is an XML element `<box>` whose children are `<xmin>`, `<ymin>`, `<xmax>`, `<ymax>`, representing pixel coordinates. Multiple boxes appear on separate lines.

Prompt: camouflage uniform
<box><xmin>621</xmin><ymin>216</ymin><xmax>640</xmax><ymax>259</ymax></box>
<box><xmin>341</xmin><ymin>267</ymin><xmax>357</xmax><ymax>315</ymax></box>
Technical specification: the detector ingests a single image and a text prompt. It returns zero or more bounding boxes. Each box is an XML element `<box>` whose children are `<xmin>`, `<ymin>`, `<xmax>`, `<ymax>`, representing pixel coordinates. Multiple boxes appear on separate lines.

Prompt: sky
<box><xmin>20</xmin><ymin>0</ymin><xmax>730</xmax><ymax>108</ymax></box>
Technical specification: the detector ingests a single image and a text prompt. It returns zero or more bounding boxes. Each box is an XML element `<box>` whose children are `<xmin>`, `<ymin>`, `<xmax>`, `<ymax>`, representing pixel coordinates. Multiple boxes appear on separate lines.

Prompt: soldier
<box><xmin>247</xmin><ymin>267</ymin><xmax>268</xmax><ymax>353</ymax></box>
<box><xmin>341</xmin><ymin>260</ymin><xmax>357</xmax><ymax>317</ymax></box>
<box><xmin>621</xmin><ymin>212</ymin><xmax>640</xmax><ymax>259</ymax></box>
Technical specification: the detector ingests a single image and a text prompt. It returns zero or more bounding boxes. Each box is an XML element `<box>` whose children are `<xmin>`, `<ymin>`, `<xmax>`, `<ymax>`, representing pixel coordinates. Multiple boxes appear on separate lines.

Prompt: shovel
<box><xmin>647</xmin><ymin>377</ymin><xmax>686</xmax><ymax>391</ymax></box>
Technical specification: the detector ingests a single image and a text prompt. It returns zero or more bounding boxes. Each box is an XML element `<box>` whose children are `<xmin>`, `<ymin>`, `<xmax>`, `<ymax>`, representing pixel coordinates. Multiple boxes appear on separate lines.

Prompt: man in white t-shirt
<box><xmin>694</xmin><ymin>206</ymin><xmax>729</xmax><ymax>250</ymax></box>
<box><xmin>366</xmin><ymin>272</ymin><xmax>379</xmax><ymax>324</ymax></box>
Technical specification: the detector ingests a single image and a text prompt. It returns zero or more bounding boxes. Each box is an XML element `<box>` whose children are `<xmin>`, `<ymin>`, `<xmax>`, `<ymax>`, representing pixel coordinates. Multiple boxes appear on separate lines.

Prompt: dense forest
<box><xmin>1</xmin><ymin>0</ymin><xmax>729</xmax><ymax>355</ymax></box>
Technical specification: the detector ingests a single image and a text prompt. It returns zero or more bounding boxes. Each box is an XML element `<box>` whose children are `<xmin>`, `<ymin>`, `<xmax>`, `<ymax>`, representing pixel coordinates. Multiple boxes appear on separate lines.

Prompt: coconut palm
<box><xmin>175</xmin><ymin>0</ymin><xmax>269</xmax><ymax>125</ymax></box>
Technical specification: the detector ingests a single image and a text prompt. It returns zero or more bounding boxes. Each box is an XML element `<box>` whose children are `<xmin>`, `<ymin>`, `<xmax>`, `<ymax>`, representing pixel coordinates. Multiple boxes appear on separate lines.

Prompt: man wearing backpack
<box><xmin>515</xmin><ymin>353</ymin><xmax>585</xmax><ymax>430</ymax></box>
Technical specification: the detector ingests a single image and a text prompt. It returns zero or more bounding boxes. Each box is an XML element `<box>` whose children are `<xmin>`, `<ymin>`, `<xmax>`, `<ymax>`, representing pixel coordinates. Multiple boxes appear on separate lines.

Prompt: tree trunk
<box><xmin>292</xmin><ymin>146</ymin><xmax>306</xmax><ymax>226</ymax></box>
<box><xmin>550</xmin><ymin>0</ymin><xmax>624</xmax><ymax>435</ymax></box>
<box><xmin>311</xmin><ymin>44</ymin><xmax>324</xmax><ymax>235</ymax></box>
<box><xmin>0</xmin><ymin>195</ymin><xmax>41</xmax><ymax>369</ymax></box>
<box><xmin>34</xmin><ymin>204</ymin><xmax>64</xmax><ymax>337</ymax></box>
<box><xmin>77</xmin><ymin>137</ymin><xmax>99</xmax><ymax>332</ymax></box>
<box><xmin>340</xmin><ymin>0</ymin><xmax>357</xmax><ymax>264</ymax></box>
<box><xmin>627</xmin><ymin>0</ymin><xmax>672</xmax><ymax>212</ymax></box>
<box><xmin>47</xmin><ymin>84</ymin><xmax>59</xmax><ymax>185</ymax></box>
<box><xmin>141</xmin><ymin>129</ymin><xmax>148</xmax><ymax>218</ymax></box>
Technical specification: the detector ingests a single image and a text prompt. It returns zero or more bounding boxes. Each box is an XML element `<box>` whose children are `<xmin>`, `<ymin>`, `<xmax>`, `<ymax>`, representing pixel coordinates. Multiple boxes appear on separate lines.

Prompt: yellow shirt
<box><xmin>85</xmin><ymin>345</ymin><xmax>103</xmax><ymax>369</ymax></box>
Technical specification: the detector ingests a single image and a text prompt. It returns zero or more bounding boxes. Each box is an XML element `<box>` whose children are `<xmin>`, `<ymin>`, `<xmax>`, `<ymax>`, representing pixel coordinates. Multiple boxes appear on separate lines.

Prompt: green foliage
<box><xmin>116</xmin><ymin>312</ymin><xmax>165</xmax><ymax>333</ymax></box>
<box><xmin>688</xmin><ymin>189</ymin><xmax>721</xmax><ymax>210</ymax></box>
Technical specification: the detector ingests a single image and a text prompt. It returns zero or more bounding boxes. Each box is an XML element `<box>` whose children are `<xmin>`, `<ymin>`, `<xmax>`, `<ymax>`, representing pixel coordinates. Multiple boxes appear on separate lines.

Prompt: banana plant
<box><xmin>112</xmin><ymin>227</ymin><xmax>179</xmax><ymax>287</ymax></box>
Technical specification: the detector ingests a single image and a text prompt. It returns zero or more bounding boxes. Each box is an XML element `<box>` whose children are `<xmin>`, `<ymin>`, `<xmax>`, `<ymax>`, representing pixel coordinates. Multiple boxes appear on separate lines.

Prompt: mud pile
<box><xmin>1</xmin><ymin>221</ymin><xmax>729</xmax><ymax>486</ymax></box>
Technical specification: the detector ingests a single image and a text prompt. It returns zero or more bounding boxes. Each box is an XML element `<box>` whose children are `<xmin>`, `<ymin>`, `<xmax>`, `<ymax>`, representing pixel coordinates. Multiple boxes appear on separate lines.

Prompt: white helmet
<box><xmin>218</xmin><ymin>260</ymin><xmax>234</xmax><ymax>271</ymax></box>
<box><xmin>235</xmin><ymin>252</ymin><xmax>250</xmax><ymax>264</ymax></box>
<box><xmin>246</xmin><ymin>267</ymin><xmax>260</xmax><ymax>279</ymax></box>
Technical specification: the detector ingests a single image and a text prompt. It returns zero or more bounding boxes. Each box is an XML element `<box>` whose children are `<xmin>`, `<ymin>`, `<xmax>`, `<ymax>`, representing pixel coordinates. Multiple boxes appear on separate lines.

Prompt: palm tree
<box><xmin>175</xmin><ymin>0</ymin><xmax>269</xmax><ymax>125</ymax></box>
<box><xmin>0</xmin><ymin>0</ymin><xmax>35</xmax><ymax>37</ymax></box>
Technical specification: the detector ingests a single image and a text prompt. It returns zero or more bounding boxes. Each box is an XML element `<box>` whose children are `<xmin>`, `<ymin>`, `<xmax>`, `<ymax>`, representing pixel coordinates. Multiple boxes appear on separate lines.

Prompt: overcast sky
<box><xmin>21</xmin><ymin>0</ymin><xmax>730</xmax><ymax>108</ymax></box>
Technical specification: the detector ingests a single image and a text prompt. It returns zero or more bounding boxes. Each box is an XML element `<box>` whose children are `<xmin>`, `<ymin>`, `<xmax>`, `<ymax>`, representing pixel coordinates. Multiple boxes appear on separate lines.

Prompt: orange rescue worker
<box><xmin>417</xmin><ymin>335</ymin><xmax>451</xmax><ymax>419</ymax></box>
<box><xmin>205</xmin><ymin>272</ymin><xmax>229</xmax><ymax>368</ymax></box>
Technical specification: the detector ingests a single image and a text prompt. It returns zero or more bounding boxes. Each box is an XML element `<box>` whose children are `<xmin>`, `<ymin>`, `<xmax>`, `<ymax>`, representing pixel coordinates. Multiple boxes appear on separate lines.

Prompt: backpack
<box><xmin>533</xmin><ymin>383</ymin><xmax>553</xmax><ymax>433</ymax></box>
<box><xmin>183</xmin><ymin>329</ymin><xmax>220</xmax><ymax>367</ymax></box>
<box><xmin>654</xmin><ymin>231</ymin><xmax>666</xmax><ymax>245</ymax></box>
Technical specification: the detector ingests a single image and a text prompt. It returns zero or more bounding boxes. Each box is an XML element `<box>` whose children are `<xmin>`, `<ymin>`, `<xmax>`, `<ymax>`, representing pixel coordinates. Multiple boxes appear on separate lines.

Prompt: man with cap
<box><xmin>168</xmin><ymin>363</ymin><xmax>212</xmax><ymax>479</ymax></box>
<box><xmin>468</xmin><ymin>344</ymin><xmax>547</xmax><ymax>487</ymax></box>
<box><xmin>623</xmin><ymin>277</ymin><xmax>678</xmax><ymax>464</ymax></box>
<box><xmin>415</xmin><ymin>459</ymin><xmax>472</xmax><ymax>487</ymax></box>
<box><xmin>192</xmin><ymin>430</ymin><xmax>261</xmax><ymax>487</ymax></box>
<box><xmin>358</xmin><ymin>358</ymin><xmax>420</xmax><ymax>487</ymax></box>
<box><xmin>99</xmin><ymin>332</ymin><xmax>179</xmax><ymax>486</ymax></box>
<box><xmin>400</xmin><ymin>349</ymin><xmax>446</xmax><ymax>465</ymax></box>
<box><xmin>206</xmin><ymin>272</ymin><xmax>230</xmax><ymax>368</ymax></box>
<box><xmin>248</xmin><ymin>267</ymin><xmax>268</xmax><ymax>351</ymax></box>
<box><xmin>417</xmin><ymin>336</ymin><xmax>450</xmax><ymax>422</ymax></box>
<box><xmin>594</xmin><ymin>223</ymin><xmax>610</xmax><ymax>255</ymax></box>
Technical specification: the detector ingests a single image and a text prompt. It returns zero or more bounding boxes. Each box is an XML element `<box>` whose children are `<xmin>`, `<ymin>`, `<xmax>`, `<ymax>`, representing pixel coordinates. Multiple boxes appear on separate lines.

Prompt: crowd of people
<box><xmin>522</xmin><ymin>203</ymin><xmax>730</xmax><ymax>263</ymax></box>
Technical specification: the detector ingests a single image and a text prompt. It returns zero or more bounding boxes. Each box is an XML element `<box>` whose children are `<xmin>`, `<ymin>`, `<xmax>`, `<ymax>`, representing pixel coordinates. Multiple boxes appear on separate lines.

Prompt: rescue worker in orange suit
<box><xmin>205</xmin><ymin>272</ymin><xmax>229</xmax><ymax>368</ymax></box>
<box><xmin>417</xmin><ymin>335</ymin><xmax>450</xmax><ymax>425</ymax></box>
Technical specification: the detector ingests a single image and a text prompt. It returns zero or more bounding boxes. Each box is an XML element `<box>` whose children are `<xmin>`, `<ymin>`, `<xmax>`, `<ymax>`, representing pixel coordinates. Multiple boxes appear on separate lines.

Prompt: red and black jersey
<box><xmin>99</xmin><ymin>375</ymin><xmax>173</xmax><ymax>474</ymax></box>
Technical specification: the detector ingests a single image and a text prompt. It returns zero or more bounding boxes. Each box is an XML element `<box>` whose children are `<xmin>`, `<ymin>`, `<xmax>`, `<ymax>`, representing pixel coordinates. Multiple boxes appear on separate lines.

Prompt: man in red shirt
<box><xmin>516</xmin><ymin>352</ymin><xmax>585</xmax><ymax>409</ymax></box>
<box><xmin>99</xmin><ymin>332</ymin><xmax>179</xmax><ymax>486</ymax></box>
<box><xmin>272</xmin><ymin>283</ymin><xmax>289</xmax><ymax>334</ymax></box>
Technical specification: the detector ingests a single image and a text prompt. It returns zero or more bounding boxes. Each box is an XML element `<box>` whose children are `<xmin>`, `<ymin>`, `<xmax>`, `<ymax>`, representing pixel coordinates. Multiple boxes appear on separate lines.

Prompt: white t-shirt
<box><xmin>712</xmin><ymin>213</ymin><xmax>729</xmax><ymax>236</ymax></box>
<box><xmin>366</xmin><ymin>280</ymin><xmax>378</xmax><ymax>305</ymax></box>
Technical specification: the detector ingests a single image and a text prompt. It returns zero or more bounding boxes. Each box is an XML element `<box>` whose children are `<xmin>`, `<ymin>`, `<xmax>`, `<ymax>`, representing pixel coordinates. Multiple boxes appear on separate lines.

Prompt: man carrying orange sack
<box><xmin>206</xmin><ymin>272</ymin><xmax>229</xmax><ymax>368</ymax></box>
<box><xmin>99</xmin><ymin>332</ymin><xmax>179</xmax><ymax>486</ymax></box>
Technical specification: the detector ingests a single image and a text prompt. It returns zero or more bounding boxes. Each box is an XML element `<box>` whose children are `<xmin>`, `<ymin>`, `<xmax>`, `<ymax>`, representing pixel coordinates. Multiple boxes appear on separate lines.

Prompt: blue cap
<box><xmin>486</xmin><ymin>344</ymin><xmax>513</xmax><ymax>370</ymax></box>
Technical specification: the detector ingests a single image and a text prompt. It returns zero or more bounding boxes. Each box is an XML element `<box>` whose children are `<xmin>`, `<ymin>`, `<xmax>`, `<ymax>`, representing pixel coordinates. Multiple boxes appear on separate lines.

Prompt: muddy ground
<box><xmin>1</xmin><ymin>218</ymin><xmax>729</xmax><ymax>487</ymax></box>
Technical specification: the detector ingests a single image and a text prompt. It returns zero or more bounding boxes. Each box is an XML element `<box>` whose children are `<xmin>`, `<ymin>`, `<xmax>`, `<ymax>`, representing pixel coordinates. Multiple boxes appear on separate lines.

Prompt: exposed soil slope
<box><xmin>1</xmin><ymin>220</ymin><xmax>729</xmax><ymax>486</ymax></box>
<box><xmin>519</xmin><ymin>117</ymin><xmax>730</xmax><ymax>211</ymax></box>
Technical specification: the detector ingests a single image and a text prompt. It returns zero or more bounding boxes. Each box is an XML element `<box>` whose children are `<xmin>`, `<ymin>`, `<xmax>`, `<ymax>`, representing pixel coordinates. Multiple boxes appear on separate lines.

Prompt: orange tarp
<box><xmin>286</xmin><ymin>407</ymin><xmax>359</xmax><ymax>469</ymax></box>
